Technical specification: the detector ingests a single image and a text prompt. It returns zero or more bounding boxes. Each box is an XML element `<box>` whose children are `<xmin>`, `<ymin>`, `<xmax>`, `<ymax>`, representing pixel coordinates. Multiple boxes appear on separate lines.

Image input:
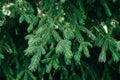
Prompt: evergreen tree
<box><xmin>0</xmin><ymin>0</ymin><xmax>120</xmax><ymax>80</ymax></box>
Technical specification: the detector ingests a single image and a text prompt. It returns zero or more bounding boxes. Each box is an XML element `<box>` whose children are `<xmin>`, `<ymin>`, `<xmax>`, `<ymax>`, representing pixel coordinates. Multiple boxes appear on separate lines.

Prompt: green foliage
<box><xmin>0</xmin><ymin>0</ymin><xmax>120</xmax><ymax>80</ymax></box>
<box><xmin>56</xmin><ymin>40</ymin><xmax>73</xmax><ymax>64</ymax></box>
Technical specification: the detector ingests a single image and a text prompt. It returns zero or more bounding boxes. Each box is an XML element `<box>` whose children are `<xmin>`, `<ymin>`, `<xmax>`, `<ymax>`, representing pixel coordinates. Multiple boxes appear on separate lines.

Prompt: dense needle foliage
<box><xmin>0</xmin><ymin>0</ymin><xmax>120</xmax><ymax>80</ymax></box>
